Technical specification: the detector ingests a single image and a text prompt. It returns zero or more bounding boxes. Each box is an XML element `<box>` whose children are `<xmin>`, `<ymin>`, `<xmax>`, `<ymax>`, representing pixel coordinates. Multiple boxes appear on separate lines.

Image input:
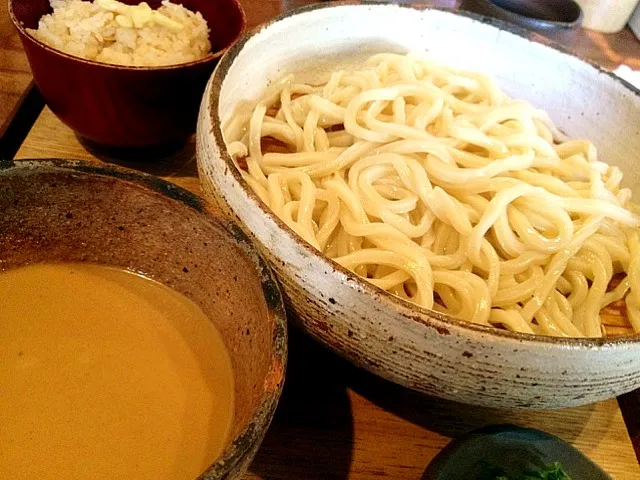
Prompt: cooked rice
<box><xmin>27</xmin><ymin>0</ymin><xmax>211</xmax><ymax>67</ymax></box>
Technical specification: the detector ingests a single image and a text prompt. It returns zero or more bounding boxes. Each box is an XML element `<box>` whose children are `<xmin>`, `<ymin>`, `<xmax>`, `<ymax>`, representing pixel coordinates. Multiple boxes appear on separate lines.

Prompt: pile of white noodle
<box><xmin>224</xmin><ymin>53</ymin><xmax>640</xmax><ymax>338</ymax></box>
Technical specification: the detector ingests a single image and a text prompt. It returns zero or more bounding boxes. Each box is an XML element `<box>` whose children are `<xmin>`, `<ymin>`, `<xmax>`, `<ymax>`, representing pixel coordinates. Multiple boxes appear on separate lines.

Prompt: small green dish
<box><xmin>422</xmin><ymin>424</ymin><xmax>610</xmax><ymax>479</ymax></box>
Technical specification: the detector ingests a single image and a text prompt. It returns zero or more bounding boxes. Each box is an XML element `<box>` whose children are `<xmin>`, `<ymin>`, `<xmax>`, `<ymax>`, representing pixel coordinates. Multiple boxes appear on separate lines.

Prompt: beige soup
<box><xmin>0</xmin><ymin>263</ymin><xmax>235</xmax><ymax>480</ymax></box>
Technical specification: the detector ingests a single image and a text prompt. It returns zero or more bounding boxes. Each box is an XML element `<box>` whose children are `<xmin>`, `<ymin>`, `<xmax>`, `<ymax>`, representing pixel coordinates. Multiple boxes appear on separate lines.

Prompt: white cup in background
<box><xmin>575</xmin><ymin>0</ymin><xmax>640</xmax><ymax>33</ymax></box>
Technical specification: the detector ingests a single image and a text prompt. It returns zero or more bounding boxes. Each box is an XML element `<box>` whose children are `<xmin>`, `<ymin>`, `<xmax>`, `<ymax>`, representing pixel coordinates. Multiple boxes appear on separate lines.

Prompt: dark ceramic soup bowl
<box><xmin>9</xmin><ymin>0</ymin><xmax>245</xmax><ymax>148</ymax></box>
<box><xmin>0</xmin><ymin>158</ymin><xmax>287</xmax><ymax>480</ymax></box>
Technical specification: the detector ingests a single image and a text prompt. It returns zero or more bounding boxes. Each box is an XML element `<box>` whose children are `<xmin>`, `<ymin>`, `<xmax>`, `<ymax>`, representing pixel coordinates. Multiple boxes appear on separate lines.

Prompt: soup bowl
<box><xmin>0</xmin><ymin>158</ymin><xmax>287</xmax><ymax>479</ymax></box>
<box><xmin>196</xmin><ymin>2</ymin><xmax>640</xmax><ymax>409</ymax></box>
<box><xmin>9</xmin><ymin>0</ymin><xmax>245</xmax><ymax>148</ymax></box>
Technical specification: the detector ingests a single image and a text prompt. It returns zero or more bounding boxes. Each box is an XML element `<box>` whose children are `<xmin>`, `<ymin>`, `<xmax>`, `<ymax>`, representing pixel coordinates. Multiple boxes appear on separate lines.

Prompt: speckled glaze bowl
<box><xmin>196</xmin><ymin>2</ymin><xmax>640</xmax><ymax>409</ymax></box>
<box><xmin>0</xmin><ymin>158</ymin><xmax>287</xmax><ymax>479</ymax></box>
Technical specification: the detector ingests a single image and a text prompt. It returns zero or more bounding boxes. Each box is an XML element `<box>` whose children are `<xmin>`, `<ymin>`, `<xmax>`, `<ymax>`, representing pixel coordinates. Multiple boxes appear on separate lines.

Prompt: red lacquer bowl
<box><xmin>10</xmin><ymin>0</ymin><xmax>245</xmax><ymax>148</ymax></box>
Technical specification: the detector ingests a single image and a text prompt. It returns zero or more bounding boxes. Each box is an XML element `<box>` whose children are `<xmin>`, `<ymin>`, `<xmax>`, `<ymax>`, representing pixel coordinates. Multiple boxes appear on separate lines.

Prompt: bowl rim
<box><xmin>8</xmin><ymin>0</ymin><xmax>246</xmax><ymax>71</ymax></box>
<box><xmin>206</xmin><ymin>0</ymin><xmax>640</xmax><ymax>348</ymax></box>
<box><xmin>0</xmin><ymin>157</ymin><xmax>288</xmax><ymax>480</ymax></box>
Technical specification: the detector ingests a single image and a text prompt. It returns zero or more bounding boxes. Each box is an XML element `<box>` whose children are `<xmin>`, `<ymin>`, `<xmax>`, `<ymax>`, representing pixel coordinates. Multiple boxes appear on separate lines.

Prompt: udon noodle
<box><xmin>224</xmin><ymin>53</ymin><xmax>640</xmax><ymax>338</ymax></box>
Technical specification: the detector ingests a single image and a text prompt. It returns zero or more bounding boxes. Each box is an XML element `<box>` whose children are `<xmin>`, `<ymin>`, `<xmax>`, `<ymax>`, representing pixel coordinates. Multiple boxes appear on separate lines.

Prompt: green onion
<box><xmin>478</xmin><ymin>460</ymin><xmax>572</xmax><ymax>480</ymax></box>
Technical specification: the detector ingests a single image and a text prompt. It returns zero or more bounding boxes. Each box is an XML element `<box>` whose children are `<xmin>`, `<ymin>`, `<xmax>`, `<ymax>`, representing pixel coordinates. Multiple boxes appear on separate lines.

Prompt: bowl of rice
<box><xmin>10</xmin><ymin>0</ymin><xmax>245</xmax><ymax>148</ymax></box>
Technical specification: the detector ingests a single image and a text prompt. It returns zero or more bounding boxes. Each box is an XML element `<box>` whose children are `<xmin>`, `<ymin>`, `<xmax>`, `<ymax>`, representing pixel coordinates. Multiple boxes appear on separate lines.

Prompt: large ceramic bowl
<box><xmin>10</xmin><ymin>0</ymin><xmax>245</xmax><ymax>148</ymax></box>
<box><xmin>196</xmin><ymin>2</ymin><xmax>640</xmax><ymax>409</ymax></box>
<box><xmin>0</xmin><ymin>159</ymin><xmax>287</xmax><ymax>479</ymax></box>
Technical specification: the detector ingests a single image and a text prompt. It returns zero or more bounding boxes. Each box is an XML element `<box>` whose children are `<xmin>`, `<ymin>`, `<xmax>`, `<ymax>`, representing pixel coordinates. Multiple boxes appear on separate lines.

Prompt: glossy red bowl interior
<box><xmin>10</xmin><ymin>0</ymin><xmax>245</xmax><ymax>148</ymax></box>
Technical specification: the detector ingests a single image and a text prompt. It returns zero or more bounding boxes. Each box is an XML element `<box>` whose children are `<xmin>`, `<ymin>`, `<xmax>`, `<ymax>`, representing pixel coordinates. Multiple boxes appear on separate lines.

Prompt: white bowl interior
<box><xmin>219</xmin><ymin>4</ymin><xmax>640</xmax><ymax>191</ymax></box>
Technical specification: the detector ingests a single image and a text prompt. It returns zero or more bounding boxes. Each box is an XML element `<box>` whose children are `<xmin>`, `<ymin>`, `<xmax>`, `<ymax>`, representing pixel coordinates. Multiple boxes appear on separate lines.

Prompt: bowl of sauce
<box><xmin>0</xmin><ymin>158</ymin><xmax>287</xmax><ymax>480</ymax></box>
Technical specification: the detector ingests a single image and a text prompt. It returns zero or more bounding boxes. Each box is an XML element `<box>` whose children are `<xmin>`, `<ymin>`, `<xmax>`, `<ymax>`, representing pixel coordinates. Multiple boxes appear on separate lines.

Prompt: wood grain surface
<box><xmin>0</xmin><ymin>0</ymin><xmax>31</xmax><ymax>135</ymax></box>
<box><xmin>4</xmin><ymin>0</ymin><xmax>640</xmax><ymax>478</ymax></box>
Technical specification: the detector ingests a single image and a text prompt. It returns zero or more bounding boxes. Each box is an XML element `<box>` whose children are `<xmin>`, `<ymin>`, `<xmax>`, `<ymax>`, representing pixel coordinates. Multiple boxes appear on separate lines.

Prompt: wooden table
<box><xmin>3</xmin><ymin>1</ymin><xmax>640</xmax><ymax>478</ymax></box>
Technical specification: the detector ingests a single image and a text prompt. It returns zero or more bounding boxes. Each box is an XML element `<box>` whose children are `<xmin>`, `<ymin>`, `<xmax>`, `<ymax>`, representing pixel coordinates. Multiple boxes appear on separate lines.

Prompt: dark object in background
<box><xmin>9</xmin><ymin>0</ymin><xmax>245</xmax><ymax>149</ymax></box>
<box><xmin>462</xmin><ymin>0</ymin><xmax>583</xmax><ymax>30</ymax></box>
<box><xmin>422</xmin><ymin>424</ymin><xmax>610</xmax><ymax>480</ymax></box>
